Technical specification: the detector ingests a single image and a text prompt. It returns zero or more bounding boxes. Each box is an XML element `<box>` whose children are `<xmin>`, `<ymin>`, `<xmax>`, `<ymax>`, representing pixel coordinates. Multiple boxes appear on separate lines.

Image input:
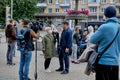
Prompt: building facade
<box><xmin>35</xmin><ymin>0</ymin><xmax>120</xmax><ymax>26</ymax></box>
<box><xmin>35</xmin><ymin>0</ymin><xmax>71</xmax><ymax>26</ymax></box>
<box><xmin>72</xmin><ymin>0</ymin><xmax>120</xmax><ymax>21</ymax></box>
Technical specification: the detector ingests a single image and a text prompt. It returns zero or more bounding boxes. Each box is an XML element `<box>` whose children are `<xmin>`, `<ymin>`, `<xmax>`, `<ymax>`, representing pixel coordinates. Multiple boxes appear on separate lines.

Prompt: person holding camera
<box><xmin>19</xmin><ymin>19</ymin><xmax>40</xmax><ymax>80</ymax></box>
<box><xmin>42</xmin><ymin>27</ymin><xmax>56</xmax><ymax>72</ymax></box>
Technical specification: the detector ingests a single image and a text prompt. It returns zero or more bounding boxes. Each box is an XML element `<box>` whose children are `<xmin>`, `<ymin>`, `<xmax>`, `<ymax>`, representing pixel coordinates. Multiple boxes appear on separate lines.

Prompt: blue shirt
<box><xmin>90</xmin><ymin>17</ymin><xmax>120</xmax><ymax>66</ymax></box>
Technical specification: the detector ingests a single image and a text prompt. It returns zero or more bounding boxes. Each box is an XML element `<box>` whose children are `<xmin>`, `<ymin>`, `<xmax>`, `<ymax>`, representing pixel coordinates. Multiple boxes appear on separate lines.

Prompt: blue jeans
<box><xmin>59</xmin><ymin>49</ymin><xmax>70</xmax><ymax>72</ymax></box>
<box><xmin>13</xmin><ymin>42</ymin><xmax>17</xmax><ymax>57</ymax></box>
<box><xmin>6</xmin><ymin>42</ymin><xmax>16</xmax><ymax>64</ymax></box>
<box><xmin>19</xmin><ymin>51</ymin><xmax>32</xmax><ymax>80</ymax></box>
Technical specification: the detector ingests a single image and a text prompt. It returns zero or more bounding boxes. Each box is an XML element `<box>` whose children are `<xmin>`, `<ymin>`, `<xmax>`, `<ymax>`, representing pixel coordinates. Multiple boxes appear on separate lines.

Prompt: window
<box><xmin>82</xmin><ymin>0</ymin><xmax>86</xmax><ymax>4</ymax></box>
<box><xmin>89</xmin><ymin>0</ymin><xmax>97</xmax><ymax>3</ymax></box>
<box><xmin>101</xmin><ymin>0</ymin><xmax>106</xmax><ymax>3</ymax></box>
<box><xmin>40</xmin><ymin>0</ymin><xmax>45</xmax><ymax>3</ymax></box>
<box><xmin>90</xmin><ymin>7</ymin><xmax>97</xmax><ymax>13</ymax></box>
<box><xmin>81</xmin><ymin>8</ymin><xmax>86</xmax><ymax>10</ymax></box>
<box><xmin>40</xmin><ymin>8</ymin><xmax>44</xmax><ymax>13</ymax></box>
<box><xmin>56</xmin><ymin>8</ymin><xmax>59</xmax><ymax>13</ymax></box>
<box><xmin>64</xmin><ymin>8</ymin><xmax>69</xmax><ymax>12</ymax></box>
<box><xmin>56</xmin><ymin>0</ymin><xmax>59</xmax><ymax>4</ymax></box>
<box><xmin>48</xmin><ymin>8</ymin><xmax>52</xmax><ymax>13</ymax></box>
<box><xmin>64</xmin><ymin>0</ymin><xmax>70</xmax><ymax>4</ymax></box>
<box><xmin>49</xmin><ymin>0</ymin><xmax>52</xmax><ymax>4</ymax></box>
<box><xmin>101</xmin><ymin>8</ymin><xmax>105</xmax><ymax>13</ymax></box>
<box><xmin>110</xmin><ymin>0</ymin><xmax>114</xmax><ymax>3</ymax></box>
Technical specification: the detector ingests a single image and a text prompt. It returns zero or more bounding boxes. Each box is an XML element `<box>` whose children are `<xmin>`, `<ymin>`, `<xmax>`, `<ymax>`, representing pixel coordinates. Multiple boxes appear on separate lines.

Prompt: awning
<box><xmin>35</xmin><ymin>13</ymin><xmax>66</xmax><ymax>18</ymax></box>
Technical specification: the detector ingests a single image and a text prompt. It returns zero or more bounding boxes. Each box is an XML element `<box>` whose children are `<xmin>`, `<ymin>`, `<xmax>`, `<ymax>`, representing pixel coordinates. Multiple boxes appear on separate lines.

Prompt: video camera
<box><xmin>30</xmin><ymin>21</ymin><xmax>43</xmax><ymax>33</ymax></box>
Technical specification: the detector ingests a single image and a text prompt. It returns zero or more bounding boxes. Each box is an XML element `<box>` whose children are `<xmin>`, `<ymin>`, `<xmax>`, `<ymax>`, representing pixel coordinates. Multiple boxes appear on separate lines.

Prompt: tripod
<box><xmin>34</xmin><ymin>40</ymin><xmax>38</xmax><ymax>80</ymax></box>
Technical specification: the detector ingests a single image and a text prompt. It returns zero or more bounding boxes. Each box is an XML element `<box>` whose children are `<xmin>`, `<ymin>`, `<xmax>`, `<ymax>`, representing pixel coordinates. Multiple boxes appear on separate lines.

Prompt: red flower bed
<box><xmin>67</xmin><ymin>10</ymin><xmax>89</xmax><ymax>15</ymax></box>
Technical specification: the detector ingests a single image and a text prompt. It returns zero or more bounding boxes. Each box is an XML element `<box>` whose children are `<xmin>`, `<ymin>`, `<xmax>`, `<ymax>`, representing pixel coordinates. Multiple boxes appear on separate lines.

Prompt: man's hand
<box><xmin>65</xmin><ymin>48</ymin><xmax>69</xmax><ymax>53</ymax></box>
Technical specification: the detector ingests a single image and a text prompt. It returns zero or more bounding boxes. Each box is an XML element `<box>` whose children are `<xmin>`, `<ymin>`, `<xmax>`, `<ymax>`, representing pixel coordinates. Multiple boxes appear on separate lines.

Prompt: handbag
<box><xmin>88</xmin><ymin>26</ymin><xmax>120</xmax><ymax>72</ymax></box>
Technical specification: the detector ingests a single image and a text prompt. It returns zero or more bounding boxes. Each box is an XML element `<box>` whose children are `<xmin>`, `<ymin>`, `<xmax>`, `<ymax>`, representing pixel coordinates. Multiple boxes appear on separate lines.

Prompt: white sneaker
<box><xmin>45</xmin><ymin>68</ymin><xmax>51</xmax><ymax>73</ymax></box>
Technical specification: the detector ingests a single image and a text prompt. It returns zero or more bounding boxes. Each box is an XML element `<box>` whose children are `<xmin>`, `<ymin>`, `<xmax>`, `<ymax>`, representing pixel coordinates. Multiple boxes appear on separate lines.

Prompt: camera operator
<box><xmin>19</xmin><ymin>19</ymin><xmax>40</xmax><ymax>80</ymax></box>
<box><xmin>31</xmin><ymin>21</ymin><xmax>43</xmax><ymax>33</ymax></box>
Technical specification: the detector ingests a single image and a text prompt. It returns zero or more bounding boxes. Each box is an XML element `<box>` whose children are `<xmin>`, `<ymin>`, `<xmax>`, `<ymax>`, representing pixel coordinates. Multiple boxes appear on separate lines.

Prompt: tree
<box><xmin>0</xmin><ymin>0</ymin><xmax>40</xmax><ymax>23</ymax></box>
<box><xmin>13</xmin><ymin>0</ymin><xmax>39</xmax><ymax>20</ymax></box>
<box><xmin>0</xmin><ymin>0</ymin><xmax>9</xmax><ymax>23</ymax></box>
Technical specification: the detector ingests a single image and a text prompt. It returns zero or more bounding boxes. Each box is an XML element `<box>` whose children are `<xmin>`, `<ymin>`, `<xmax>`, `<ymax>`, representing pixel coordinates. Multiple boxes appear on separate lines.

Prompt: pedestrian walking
<box><xmin>56</xmin><ymin>21</ymin><xmax>72</xmax><ymax>74</ymax></box>
<box><xmin>5</xmin><ymin>24</ymin><xmax>16</xmax><ymax>65</ymax></box>
<box><xmin>18</xmin><ymin>19</ymin><xmax>40</xmax><ymax>80</ymax></box>
<box><xmin>42</xmin><ymin>27</ymin><xmax>56</xmax><ymax>73</ymax></box>
<box><xmin>90</xmin><ymin>6</ymin><xmax>120</xmax><ymax>80</ymax></box>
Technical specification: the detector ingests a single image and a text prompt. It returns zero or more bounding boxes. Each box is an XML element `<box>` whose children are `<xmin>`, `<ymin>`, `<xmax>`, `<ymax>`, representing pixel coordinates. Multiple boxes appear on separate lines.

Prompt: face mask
<box><xmin>49</xmin><ymin>30</ymin><xmax>52</xmax><ymax>33</ymax></box>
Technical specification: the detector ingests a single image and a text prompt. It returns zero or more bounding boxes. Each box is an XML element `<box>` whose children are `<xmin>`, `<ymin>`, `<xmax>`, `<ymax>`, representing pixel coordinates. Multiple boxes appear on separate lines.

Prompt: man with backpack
<box><xmin>18</xmin><ymin>19</ymin><xmax>40</xmax><ymax>80</ymax></box>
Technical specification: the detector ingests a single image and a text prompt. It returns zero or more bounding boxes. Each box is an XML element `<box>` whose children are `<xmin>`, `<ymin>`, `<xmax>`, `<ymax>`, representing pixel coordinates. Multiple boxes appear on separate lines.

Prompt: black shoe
<box><xmin>7</xmin><ymin>62</ymin><xmax>10</xmax><ymax>65</ymax></box>
<box><xmin>28</xmin><ymin>77</ymin><xmax>31</xmax><ymax>80</ymax></box>
<box><xmin>9</xmin><ymin>63</ymin><xmax>16</xmax><ymax>65</ymax></box>
<box><xmin>56</xmin><ymin>68</ymin><xmax>63</xmax><ymax>72</ymax></box>
<box><xmin>61</xmin><ymin>70</ymin><xmax>69</xmax><ymax>74</ymax></box>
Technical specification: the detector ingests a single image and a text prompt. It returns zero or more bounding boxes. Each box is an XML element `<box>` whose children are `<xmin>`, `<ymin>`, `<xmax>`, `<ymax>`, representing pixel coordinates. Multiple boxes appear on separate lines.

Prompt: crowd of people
<box><xmin>4</xmin><ymin>6</ymin><xmax>120</xmax><ymax>80</ymax></box>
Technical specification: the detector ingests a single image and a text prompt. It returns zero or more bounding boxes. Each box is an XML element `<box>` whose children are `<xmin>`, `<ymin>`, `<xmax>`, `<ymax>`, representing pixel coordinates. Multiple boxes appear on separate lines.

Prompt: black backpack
<box><xmin>17</xmin><ymin>29</ymin><xmax>28</xmax><ymax>52</ymax></box>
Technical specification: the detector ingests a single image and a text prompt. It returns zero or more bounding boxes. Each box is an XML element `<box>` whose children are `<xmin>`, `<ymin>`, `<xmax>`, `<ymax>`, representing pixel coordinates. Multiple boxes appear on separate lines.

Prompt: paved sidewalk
<box><xmin>0</xmin><ymin>36</ymin><xmax>118</xmax><ymax>80</ymax></box>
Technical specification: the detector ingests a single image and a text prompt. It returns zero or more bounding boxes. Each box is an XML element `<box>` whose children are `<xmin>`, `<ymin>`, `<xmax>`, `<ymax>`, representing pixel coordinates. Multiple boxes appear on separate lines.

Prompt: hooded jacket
<box><xmin>5</xmin><ymin>25</ymin><xmax>16</xmax><ymax>43</ymax></box>
<box><xmin>90</xmin><ymin>17</ymin><xmax>120</xmax><ymax>66</ymax></box>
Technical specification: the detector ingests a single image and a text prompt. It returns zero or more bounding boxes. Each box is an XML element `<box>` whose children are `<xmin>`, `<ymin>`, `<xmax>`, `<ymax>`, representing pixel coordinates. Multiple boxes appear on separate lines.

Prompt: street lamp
<box><xmin>75</xmin><ymin>0</ymin><xmax>78</xmax><ymax>25</ymax></box>
<box><xmin>11</xmin><ymin>0</ymin><xmax>13</xmax><ymax>19</ymax></box>
<box><xmin>97</xmin><ymin>0</ymin><xmax>100</xmax><ymax>21</ymax></box>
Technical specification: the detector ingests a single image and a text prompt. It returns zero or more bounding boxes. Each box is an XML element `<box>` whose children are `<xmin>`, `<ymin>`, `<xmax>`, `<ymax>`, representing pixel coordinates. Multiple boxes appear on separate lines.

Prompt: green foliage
<box><xmin>0</xmin><ymin>0</ymin><xmax>10</xmax><ymax>23</ymax></box>
<box><xmin>13</xmin><ymin>0</ymin><xmax>39</xmax><ymax>20</ymax></box>
<box><xmin>0</xmin><ymin>0</ymin><xmax>40</xmax><ymax>23</ymax></box>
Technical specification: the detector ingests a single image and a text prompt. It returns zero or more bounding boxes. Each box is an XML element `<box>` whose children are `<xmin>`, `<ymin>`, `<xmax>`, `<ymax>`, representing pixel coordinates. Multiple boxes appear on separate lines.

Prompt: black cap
<box><xmin>104</xmin><ymin>6</ymin><xmax>116</xmax><ymax>18</ymax></box>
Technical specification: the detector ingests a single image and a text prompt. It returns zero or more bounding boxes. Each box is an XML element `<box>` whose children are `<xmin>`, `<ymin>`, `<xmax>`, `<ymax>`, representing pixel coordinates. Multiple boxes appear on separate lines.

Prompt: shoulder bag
<box><xmin>88</xmin><ymin>26</ymin><xmax>120</xmax><ymax>72</ymax></box>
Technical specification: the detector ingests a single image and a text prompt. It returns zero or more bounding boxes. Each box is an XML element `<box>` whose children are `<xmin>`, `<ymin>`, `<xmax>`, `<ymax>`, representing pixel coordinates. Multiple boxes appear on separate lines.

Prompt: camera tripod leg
<box><xmin>34</xmin><ymin>40</ymin><xmax>38</xmax><ymax>80</ymax></box>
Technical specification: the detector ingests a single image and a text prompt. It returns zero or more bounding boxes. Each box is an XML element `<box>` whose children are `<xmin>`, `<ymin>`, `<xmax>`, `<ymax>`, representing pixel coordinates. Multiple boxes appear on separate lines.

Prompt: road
<box><xmin>0</xmin><ymin>35</ymin><xmax>118</xmax><ymax>80</ymax></box>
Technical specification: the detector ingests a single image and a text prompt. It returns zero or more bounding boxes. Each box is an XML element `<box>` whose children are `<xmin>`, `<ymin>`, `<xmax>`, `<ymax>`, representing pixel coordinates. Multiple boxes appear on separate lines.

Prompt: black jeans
<box><xmin>44</xmin><ymin>58</ymin><xmax>51</xmax><ymax>70</ymax></box>
<box><xmin>96</xmin><ymin>64</ymin><xmax>119</xmax><ymax>80</ymax></box>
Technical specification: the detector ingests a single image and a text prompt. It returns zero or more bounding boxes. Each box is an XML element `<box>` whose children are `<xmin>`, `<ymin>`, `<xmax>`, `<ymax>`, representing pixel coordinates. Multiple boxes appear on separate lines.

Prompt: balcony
<box><xmin>59</xmin><ymin>3</ymin><xmax>70</xmax><ymax>8</ymax></box>
<box><xmin>116</xmin><ymin>3</ymin><xmax>120</xmax><ymax>7</ymax></box>
<box><xmin>37</xmin><ymin>3</ymin><xmax>47</xmax><ymax>8</ymax></box>
<box><xmin>88</xmin><ymin>3</ymin><xmax>100</xmax><ymax>7</ymax></box>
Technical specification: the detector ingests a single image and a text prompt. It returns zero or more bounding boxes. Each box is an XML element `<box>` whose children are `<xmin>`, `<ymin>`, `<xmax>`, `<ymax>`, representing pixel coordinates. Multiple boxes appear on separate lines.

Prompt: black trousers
<box><xmin>44</xmin><ymin>58</ymin><xmax>51</xmax><ymax>70</ymax></box>
<box><xmin>96</xmin><ymin>64</ymin><xmax>119</xmax><ymax>80</ymax></box>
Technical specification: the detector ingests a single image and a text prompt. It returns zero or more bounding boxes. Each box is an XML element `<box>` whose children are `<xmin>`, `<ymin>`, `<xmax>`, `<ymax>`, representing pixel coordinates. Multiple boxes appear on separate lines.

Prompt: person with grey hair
<box><xmin>83</xmin><ymin>25</ymin><xmax>94</xmax><ymax>48</ymax></box>
<box><xmin>42</xmin><ymin>27</ymin><xmax>56</xmax><ymax>72</ymax></box>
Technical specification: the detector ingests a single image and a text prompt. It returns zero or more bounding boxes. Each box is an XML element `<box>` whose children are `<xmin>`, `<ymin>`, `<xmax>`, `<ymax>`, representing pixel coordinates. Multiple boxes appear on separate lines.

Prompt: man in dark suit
<box><xmin>56</xmin><ymin>21</ymin><xmax>72</xmax><ymax>74</ymax></box>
